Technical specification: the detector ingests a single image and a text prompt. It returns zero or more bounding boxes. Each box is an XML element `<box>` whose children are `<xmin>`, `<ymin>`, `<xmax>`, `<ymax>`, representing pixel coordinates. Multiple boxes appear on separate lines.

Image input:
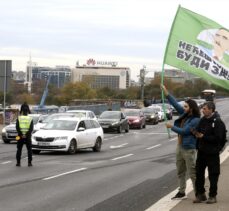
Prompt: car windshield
<box><xmin>124</xmin><ymin>110</ymin><xmax>139</xmax><ymax>116</ymax></box>
<box><xmin>141</xmin><ymin>108</ymin><xmax>156</xmax><ymax>114</ymax></box>
<box><xmin>99</xmin><ymin>111</ymin><xmax>121</xmax><ymax>119</ymax></box>
<box><xmin>67</xmin><ymin>112</ymin><xmax>86</xmax><ymax>118</ymax></box>
<box><xmin>43</xmin><ymin>113</ymin><xmax>75</xmax><ymax>123</ymax></box>
<box><xmin>43</xmin><ymin>120</ymin><xmax>78</xmax><ymax>130</ymax></box>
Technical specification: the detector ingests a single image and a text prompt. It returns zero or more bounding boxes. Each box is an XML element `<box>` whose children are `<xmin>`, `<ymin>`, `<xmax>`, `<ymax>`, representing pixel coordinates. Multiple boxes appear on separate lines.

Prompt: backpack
<box><xmin>213</xmin><ymin>117</ymin><xmax>228</xmax><ymax>151</ymax></box>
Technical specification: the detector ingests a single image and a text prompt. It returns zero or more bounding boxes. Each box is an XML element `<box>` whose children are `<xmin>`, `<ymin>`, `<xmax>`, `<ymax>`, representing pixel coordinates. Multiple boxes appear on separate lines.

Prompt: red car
<box><xmin>124</xmin><ymin>109</ymin><xmax>146</xmax><ymax>129</ymax></box>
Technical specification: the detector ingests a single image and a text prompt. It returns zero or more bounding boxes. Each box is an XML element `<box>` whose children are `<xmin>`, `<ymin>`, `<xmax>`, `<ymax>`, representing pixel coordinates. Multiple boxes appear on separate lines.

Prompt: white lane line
<box><xmin>145</xmin><ymin>146</ymin><xmax>229</xmax><ymax>211</ymax></box>
<box><xmin>110</xmin><ymin>143</ymin><xmax>128</xmax><ymax>149</ymax></box>
<box><xmin>146</xmin><ymin>144</ymin><xmax>161</xmax><ymax>150</ymax></box>
<box><xmin>43</xmin><ymin>168</ymin><xmax>87</xmax><ymax>181</ymax></box>
<box><xmin>133</xmin><ymin>132</ymin><xmax>169</xmax><ymax>135</ymax></box>
<box><xmin>104</xmin><ymin>134</ymin><xmax>124</xmax><ymax>141</ymax></box>
<box><xmin>1</xmin><ymin>161</ymin><xmax>12</xmax><ymax>164</ymax></box>
<box><xmin>111</xmin><ymin>154</ymin><xmax>133</xmax><ymax>161</ymax></box>
<box><xmin>169</xmin><ymin>137</ymin><xmax>177</xmax><ymax>142</ymax></box>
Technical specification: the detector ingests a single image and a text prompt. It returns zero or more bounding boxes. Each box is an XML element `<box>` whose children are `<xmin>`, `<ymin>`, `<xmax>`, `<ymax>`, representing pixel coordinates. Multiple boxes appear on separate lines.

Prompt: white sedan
<box><xmin>32</xmin><ymin>117</ymin><xmax>103</xmax><ymax>154</ymax></box>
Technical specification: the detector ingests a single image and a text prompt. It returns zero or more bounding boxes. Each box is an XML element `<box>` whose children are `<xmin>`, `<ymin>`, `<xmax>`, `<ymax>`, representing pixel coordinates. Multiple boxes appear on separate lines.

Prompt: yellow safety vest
<box><xmin>18</xmin><ymin>116</ymin><xmax>32</xmax><ymax>135</ymax></box>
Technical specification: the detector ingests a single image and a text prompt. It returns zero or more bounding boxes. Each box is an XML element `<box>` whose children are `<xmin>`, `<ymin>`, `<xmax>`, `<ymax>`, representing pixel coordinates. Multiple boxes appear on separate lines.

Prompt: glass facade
<box><xmin>82</xmin><ymin>75</ymin><xmax>120</xmax><ymax>89</ymax></box>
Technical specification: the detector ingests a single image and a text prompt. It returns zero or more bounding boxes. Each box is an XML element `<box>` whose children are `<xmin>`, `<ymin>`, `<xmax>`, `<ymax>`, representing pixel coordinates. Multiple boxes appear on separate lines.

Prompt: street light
<box><xmin>140</xmin><ymin>66</ymin><xmax>146</xmax><ymax>100</ymax></box>
<box><xmin>3</xmin><ymin>61</ymin><xmax>7</xmax><ymax>126</ymax></box>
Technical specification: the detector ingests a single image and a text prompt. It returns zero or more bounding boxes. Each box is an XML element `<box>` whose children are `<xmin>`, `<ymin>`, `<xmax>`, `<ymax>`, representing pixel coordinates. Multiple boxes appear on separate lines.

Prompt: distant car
<box><xmin>32</xmin><ymin>118</ymin><xmax>103</xmax><ymax>154</ymax></box>
<box><xmin>148</xmin><ymin>105</ymin><xmax>165</xmax><ymax>121</ymax></box>
<box><xmin>98</xmin><ymin>111</ymin><xmax>129</xmax><ymax>133</ymax></box>
<box><xmin>1</xmin><ymin>114</ymin><xmax>42</xmax><ymax>144</ymax></box>
<box><xmin>66</xmin><ymin>110</ymin><xmax>97</xmax><ymax>120</ymax></box>
<box><xmin>123</xmin><ymin>109</ymin><xmax>146</xmax><ymax>129</ymax></box>
<box><xmin>156</xmin><ymin>103</ymin><xmax>173</xmax><ymax>120</ymax></box>
<box><xmin>141</xmin><ymin>107</ymin><xmax>159</xmax><ymax>125</ymax></box>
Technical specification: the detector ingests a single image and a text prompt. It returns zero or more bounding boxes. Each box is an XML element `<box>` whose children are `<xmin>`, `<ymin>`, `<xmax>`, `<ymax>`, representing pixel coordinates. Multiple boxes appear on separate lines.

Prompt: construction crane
<box><xmin>38</xmin><ymin>75</ymin><xmax>52</xmax><ymax>109</ymax></box>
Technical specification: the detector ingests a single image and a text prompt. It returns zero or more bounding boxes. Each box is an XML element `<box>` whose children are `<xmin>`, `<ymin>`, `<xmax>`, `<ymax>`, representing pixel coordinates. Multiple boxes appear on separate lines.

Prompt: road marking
<box><xmin>146</xmin><ymin>144</ymin><xmax>161</xmax><ymax>150</ymax></box>
<box><xmin>111</xmin><ymin>154</ymin><xmax>133</xmax><ymax>161</ymax></box>
<box><xmin>110</xmin><ymin>143</ymin><xmax>128</xmax><ymax>149</ymax></box>
<box><xmin>133</xmin><ymin>132</ymin><xmax>169</xmax><ymax>135</ymax></box>
<box><xmin>43</xmin><ymin>168</ymin><xmax>87</xmax><ymax>180</ymax></box>
<box><xmin>169</xmin><ymin>137</ymin><xmax>177</xmax><ymax>142</ymax></box>
<box><xmin>1</xmin><ymin>161</ymin><xmax>12</xmax><ymax>164</ymax></box>
<box><xmin>104</xmin><ymin>134</ymin><xmax>124</xmax><ymax>141</ymax></box>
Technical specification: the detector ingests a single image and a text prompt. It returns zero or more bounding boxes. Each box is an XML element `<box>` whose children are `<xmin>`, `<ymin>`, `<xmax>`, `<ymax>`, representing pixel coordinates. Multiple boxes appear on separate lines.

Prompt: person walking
<box><xmin>192</xmin><ymin>102</ymin><xmax>225</xmax><ymax>204</ymax></box>
<box><xmin>16</xmin><ymin>106</ymin><xmax>33</xmax><ymax>167</ymax></box>
<box><xmin>161</xmin><ymin>85</ymin><xmax>200</xmax><ymax>199</ymax></box>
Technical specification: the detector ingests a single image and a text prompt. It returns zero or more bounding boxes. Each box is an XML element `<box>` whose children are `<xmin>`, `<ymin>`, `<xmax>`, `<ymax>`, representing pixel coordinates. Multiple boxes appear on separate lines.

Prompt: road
<box><xmin>0</xmin><ymin>99</ymin><xmax>228</xmax><ymax>211</ymax></box>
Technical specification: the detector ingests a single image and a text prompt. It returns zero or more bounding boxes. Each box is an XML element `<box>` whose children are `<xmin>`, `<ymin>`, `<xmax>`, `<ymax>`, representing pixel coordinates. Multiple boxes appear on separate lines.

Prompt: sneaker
<box><xmin>16</xmin><ymin>163</ymin><xmax>21</xmax><ymax>167</ymax></box>
<box><xmin>171</xmin><ymin>192</ymin><xmax>185</xmax><ymax>199</ymax></box>
<box><xmin>193</xmin><ymin>193</ymin><xmax>207</xmax><ymax>203</ymax></box>
<box><xmin>206</xmin><ymin>197</ymin><xmax>217</xmax><ymax>204</ymax></box>
<box><xmin>28</xmin><ymin>163</ymin><xmax>33</xmax><ymax>167</ymax></box>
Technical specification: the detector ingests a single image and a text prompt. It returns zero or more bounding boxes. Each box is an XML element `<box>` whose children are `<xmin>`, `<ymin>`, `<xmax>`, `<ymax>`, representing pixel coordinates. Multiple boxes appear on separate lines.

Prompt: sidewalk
<box><xmin>171</xmin><ymin>150</ymin><xmax>229</xmax><ymax>211</ymax></box>
<box><xmin>146</xmin><ymin>146</ymin><xmax>229</xmax><ymax>211</ymax></box>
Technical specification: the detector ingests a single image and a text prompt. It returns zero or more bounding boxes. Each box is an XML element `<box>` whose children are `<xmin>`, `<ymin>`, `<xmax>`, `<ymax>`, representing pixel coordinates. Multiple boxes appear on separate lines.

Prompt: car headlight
<box><xmin>151</xmin><ymin>115</ymin><xmax>155</xmax><ymax>118</ymax></box>
<box><xmin>54</xmin><ymin>136</ymin><xmax>68</xmax><ymax>141</ymax></box>
<box><xmin>133</xmin><ymin>119</ymin><xmax>140</xmax><ymax>123</ymax></box>
<box><xmin>2</xmin><ymin>128</ymin><xmax>6</xmax><ymax>133</ymax></box>
<box><xmin>111</xmin><ymin>121</ymin><xmax>119</xmax><ymax>126</ymax></box>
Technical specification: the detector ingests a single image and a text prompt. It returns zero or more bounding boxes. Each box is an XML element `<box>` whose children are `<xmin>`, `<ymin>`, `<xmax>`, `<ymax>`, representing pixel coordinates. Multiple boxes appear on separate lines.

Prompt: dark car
<box><xmin>124</xmin><ymin>109</ymin><xmax>146</xmax><ymax>129</ymax></box>
<box><xmin>141</xmin><ymin>107</ymin><xmax>159</xmax><ymax>125</ymax></box>
<box><xmin>98</xmin><ymin>111</ymin><xmax>129</xmax><ymax>133</ymax></box>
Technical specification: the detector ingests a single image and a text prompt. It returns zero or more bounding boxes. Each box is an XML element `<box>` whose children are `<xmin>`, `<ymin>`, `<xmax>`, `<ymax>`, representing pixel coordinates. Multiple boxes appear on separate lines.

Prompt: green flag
<box><xmin>164</xmin><ymin>6</ymin><xmax>229</xmax><ymax>90</ymax></box>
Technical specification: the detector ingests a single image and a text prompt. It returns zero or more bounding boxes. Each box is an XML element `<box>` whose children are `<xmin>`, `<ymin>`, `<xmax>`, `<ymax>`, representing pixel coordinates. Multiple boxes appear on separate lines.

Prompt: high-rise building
<box><xmin>0</xmin><ymin>60</ymin><xmax>12</xmax><ymax>93</ymax></box>
<box><xmin>72</xmin><ymin>59</ymin><xmax>131</xmax><ymax>89</ymax></box>
<box><xmin>27</xmin><ymin>66</ymin><xmax>71</xmax><ymax>88</ymax></box>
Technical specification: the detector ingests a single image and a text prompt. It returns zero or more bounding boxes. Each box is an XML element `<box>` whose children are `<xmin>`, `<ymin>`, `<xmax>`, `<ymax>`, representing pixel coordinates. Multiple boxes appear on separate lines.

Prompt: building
<box><xmin>27</xmin><ymin>65</ymin><xmax>71</xmax><ymax>88</ymax></box>
<box><xmin>72</xmin><ymin>59</ymin><xmax>131</xmax><ymax>89</ymax></box>
<box><xmin>154</xmin><ymin>69</ymin><xmax>199</xmax><ymax>84</ymax></box>
<box><xmin>12</xmin><ymin>71</ymin><xmax>26</xmax><ymax>83</ymax></box>
<box><xmin>0</xmin><ymin>60</ymin><xmax>12</xmax><ymax>93</ymax></box>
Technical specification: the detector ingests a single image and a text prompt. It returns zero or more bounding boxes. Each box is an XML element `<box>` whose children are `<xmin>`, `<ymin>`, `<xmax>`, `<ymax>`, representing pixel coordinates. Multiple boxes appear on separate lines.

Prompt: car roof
<box><xmin>66</xmin><ymin>110</ymin><xmax>92</xmax><ymax>113</ymax></box>
<box><xmin>51</xmin><ymin>117</ymin><xmax>89</xmax><ymax>121</ymax></box>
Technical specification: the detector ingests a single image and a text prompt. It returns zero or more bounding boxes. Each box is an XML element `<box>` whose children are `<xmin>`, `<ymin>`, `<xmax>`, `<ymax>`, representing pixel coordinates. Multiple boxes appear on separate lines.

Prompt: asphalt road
<box><xmin>0</xmin><ymin>99</ymin><xmax>228</xmax><ymax>211</ymax></box>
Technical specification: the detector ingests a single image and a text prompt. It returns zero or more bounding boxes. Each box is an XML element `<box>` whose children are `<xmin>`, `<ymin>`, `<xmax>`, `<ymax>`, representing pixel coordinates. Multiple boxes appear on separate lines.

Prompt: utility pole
<box><xmin>140</xmin><ymin>66</ymin><xmax>146</xmax><ymax>100</ymax></box>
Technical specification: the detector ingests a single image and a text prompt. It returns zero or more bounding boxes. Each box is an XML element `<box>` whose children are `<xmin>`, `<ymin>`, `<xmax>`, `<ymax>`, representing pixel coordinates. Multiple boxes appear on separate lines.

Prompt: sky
<box><xmin>0</xmin><ymin>0</ymin><xmax>228</xmax><ymax>81</ymax></box>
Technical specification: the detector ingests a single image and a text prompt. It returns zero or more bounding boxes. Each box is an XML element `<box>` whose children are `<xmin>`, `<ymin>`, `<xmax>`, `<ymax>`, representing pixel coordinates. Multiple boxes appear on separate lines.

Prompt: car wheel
<box><xmin>143</xmin><ymin>124</ymin><xmax>146</xmax><ymax>128</ymax></box>
<box><xmin>32</xmin><ymin>150</ymin><xmax>41</xmax><ymax>155</ymax></box>
<box><xmin>93</xmin><ymin>137</ymin><xmax>102</xmax><ymax>152</ymax></box>
<box><xmin>125</xmin><ymin>124</ymin><xmax>129</xmax><ymax>133</ymax></box>
<box><xmin>68</xmin><ymin>139</ymin><xmax>77</xmax><ymax>154</ymax></box>
<box><xmin>117</xmin><ymin>126</ymin><xmax>122</xmax><ymax>133</ymax></box>
<box><xmin>3</xmin><ymin>139</ymin><xmax>10</xmax><ymax>144</ymax></box>
<box><xmin>139</xmin><ymin>124</ymin><xmax>143</xmax><ymax>129</ymax></box>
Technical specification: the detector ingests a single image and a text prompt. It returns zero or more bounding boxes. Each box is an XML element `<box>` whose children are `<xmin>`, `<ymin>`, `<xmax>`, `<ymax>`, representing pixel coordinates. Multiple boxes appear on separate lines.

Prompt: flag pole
<box><xmin>161</xmin><ymin>5</ymin><xmax>181</xmax><ymax>139</ymax></box>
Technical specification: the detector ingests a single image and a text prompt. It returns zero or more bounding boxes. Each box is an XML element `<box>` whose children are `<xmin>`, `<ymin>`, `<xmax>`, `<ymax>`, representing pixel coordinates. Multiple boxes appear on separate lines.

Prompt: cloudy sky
<box><xmin>0</xmin><ymin>0</ymin><xmax>228</xmax><ymax>80</ymax></box>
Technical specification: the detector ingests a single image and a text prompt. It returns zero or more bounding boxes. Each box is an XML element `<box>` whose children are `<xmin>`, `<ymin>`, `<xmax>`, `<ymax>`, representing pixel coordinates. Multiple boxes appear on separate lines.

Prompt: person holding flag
<box><xmin>161</xmin><ymin>85</ymin><xmax>200</xmax><ymax>199</ymax></box>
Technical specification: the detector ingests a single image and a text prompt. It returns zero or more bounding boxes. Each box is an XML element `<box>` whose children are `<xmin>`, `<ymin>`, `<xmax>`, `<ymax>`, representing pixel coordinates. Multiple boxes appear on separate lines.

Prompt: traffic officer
<box><xmin>16</xmin><ymin>107</ymin><xmax>33</xmax><ymax>167</ymax></box>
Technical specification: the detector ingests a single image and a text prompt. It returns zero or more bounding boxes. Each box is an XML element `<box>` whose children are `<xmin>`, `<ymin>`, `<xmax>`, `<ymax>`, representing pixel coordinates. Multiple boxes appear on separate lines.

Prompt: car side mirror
<box><xmin>78</xmin><ymin>127</ymin><xmax>85</xmax><ymax>132</ymax></box>
<box><xmin>39</xmin><ymin>120</ymin><xmax>43</xmax><ymax>123</ymax></box>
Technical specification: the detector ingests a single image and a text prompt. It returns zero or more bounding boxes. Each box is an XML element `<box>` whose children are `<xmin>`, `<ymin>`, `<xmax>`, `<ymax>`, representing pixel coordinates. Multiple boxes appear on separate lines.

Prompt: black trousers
<box><xmin>195</xmin><ymin>151</ymin><xmax>220</xmax><ymax>197</ymax></box>
<box><xmin>16</xmin><ymin>138</ymin><xmax>33</xmax><ymax>163</ymax></box>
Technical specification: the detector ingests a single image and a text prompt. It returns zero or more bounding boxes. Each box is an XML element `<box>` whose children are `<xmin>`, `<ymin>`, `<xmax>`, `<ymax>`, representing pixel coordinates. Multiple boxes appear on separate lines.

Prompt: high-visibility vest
<box><xmin>18</xmin><ymin>116</ymin><xmax>32</xmax><ymax>135</ymax></box>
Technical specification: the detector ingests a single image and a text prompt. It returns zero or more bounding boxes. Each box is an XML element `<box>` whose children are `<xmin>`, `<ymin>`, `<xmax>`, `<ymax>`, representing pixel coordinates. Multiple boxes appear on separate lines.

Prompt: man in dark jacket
<box><xmin>192</xmin><ymin>101</ymin><xmax>224</xmax><ymax>204</ymax></box>
<box><xmin>16</xmin><ymin>107</ymin><xmax>33</xmax><ymax>167</ymax></box>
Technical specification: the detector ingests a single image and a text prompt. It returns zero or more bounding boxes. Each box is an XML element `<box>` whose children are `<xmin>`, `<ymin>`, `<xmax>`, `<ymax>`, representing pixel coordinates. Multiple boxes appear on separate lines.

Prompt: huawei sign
<box><xmin>86</xmin><ymin>58</ymin><xmax>118</xmax><ymax>67</ymax></box>
<box><xmin>87</xmin><ymin>58</ymin><xmax>96</xmax><ymax>66</ymax></box>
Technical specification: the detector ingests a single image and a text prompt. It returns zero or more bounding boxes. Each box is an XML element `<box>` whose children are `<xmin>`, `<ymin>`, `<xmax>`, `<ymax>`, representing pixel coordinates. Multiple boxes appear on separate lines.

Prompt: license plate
<box><xmin>8</xmin><ymin>133</ymin><xmax>17</xmax><ymax>136</ymax></box>
<box><xmin>102</xmin><ymin>125</ymin><xmax>109</xmax><ymax>128</ymax></box>
<box><xmin>38</xmin><ymin>142</ymin><xmax>50</xmax><ymax>146</ymax></box>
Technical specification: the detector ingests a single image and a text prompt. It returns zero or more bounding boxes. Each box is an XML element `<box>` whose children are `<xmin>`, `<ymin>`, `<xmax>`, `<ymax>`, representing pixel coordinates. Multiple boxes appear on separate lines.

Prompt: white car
<box><xmin>66</xmin><ymin>110</ymin><xmax>97</xmax><ymax>120</ymax></box>
<box><xmin>32</xmin><ymin>117</ymin><xmax>103</xmax><ymax>154</ymax></box>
